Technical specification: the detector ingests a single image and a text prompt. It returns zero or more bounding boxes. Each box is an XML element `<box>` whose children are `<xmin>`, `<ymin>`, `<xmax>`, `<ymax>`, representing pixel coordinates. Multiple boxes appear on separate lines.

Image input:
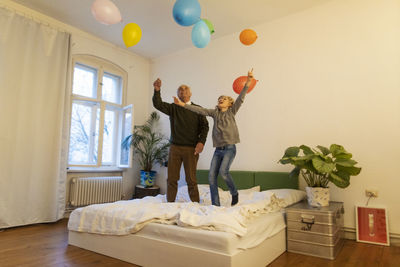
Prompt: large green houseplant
<box><xmin>122</xmin><ymin>111</ymin><xmax>170</xmax><ymax>187</ymax></box>
<box><xmin>278</xmin><ymin>144</ymin><xmax>361</xmax><ymax>206</ymax></box>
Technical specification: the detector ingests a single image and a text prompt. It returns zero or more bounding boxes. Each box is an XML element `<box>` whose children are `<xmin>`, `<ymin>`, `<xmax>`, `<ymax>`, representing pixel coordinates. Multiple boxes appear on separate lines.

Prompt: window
<box><xmin>68</xmin><ymin>55</ymin><xmax>133</xmax><ymax>169</ymax></box>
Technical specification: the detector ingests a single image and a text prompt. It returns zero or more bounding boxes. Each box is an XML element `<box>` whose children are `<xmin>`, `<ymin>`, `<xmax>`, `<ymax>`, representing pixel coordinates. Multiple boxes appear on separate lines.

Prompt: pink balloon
<box><xmin>91</xmin><ymin>0</ymin><xmax>122</xmax><ymax>25</ymax></box>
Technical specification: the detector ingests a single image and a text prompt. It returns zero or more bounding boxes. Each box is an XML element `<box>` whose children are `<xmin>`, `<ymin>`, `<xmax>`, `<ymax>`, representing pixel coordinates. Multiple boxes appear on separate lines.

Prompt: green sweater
<box><xmin>152</xmin><ymin>90</ymin><xmax>209</xmax><ymax>147</ymax></box>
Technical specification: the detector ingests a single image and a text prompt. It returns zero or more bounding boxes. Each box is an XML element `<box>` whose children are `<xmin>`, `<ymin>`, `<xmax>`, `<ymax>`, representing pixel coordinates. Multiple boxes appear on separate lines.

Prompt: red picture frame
<box><xmin>355</xmin><ymin>206</ymin><xmax>390</xmax><ymax>246</ymax></box>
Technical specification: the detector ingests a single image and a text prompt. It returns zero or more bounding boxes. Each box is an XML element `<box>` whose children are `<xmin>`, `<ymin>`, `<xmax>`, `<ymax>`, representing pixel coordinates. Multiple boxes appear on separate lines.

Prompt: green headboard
<box><xmin>196</xmin><ymin>170</ymin><xmax>298</xmax><ymax>191</ymax></box>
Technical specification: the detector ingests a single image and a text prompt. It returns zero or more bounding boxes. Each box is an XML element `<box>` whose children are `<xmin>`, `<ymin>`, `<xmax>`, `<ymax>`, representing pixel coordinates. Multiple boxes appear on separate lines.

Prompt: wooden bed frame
<box><xmin>68</xmin><ymin>170</ymin><xmax>298</xmax><ymax>267</ymax></box>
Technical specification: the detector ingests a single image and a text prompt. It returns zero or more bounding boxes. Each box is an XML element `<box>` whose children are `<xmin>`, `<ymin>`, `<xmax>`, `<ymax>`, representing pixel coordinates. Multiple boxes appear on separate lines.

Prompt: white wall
<box><xmin>151</xmin><ymin>0</ymin><xmax>400</xmax><ymax>235</ymax></box>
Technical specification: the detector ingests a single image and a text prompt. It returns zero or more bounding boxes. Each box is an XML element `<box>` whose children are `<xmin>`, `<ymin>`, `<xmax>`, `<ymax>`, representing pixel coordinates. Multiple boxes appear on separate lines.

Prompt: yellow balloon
<box><xmin>122</xmin><ymin>23</ymin><xmax>142</xmax><ymax>47</ymax></box>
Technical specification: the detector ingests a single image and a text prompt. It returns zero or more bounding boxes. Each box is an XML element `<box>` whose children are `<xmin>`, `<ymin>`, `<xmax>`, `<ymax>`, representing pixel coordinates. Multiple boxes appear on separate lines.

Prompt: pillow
<box><xmin>238</xmin><ymin>185</ymin><xmax>260</xmax><ymax>195</ymax></box>
<box><xmin>206</xmin><ymin>185</ymin><xmax>261</xmax><ymax>206</ymax></box>
<box><xmin>176</xmin><ymin>185</ymin><xmax>231</xmax><ymax>206</ymax></box>
<box><xmin>211</xmin><ymin>186</ymin><xmax>261</xmax><ymax>206</ymax></box>
<box><xmin>264</xmin><ymin>189</ymin><xmax>306</xmax><ymax>206</ymax></box>
<box><xmin>175</xmin><ymin>184</ymin><xmax>214</xmax><ymax>205</ymax></box>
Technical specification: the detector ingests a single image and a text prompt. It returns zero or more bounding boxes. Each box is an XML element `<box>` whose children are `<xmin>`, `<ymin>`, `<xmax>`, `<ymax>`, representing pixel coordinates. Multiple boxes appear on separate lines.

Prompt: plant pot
<box><xmin>140</xmin><ymin>170</ymin><xmax>156</xmax><ymax>187</ymax></box>
<box><xmin>305</xmin><ymin>186</ymin><xmax>330</xmax><ymax>207</ymax></box>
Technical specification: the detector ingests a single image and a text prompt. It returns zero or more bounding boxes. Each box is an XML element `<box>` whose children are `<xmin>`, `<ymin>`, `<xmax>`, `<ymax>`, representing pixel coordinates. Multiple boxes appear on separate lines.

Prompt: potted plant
<box><xmin>278</xmin><ymin>144</ymin><xmax>361</xmax><ymax>206</ymax></box>
<box><xmin>122</xmin><ymin>111</ymin><xmax>170</xmax><ymax>187</ymax></box>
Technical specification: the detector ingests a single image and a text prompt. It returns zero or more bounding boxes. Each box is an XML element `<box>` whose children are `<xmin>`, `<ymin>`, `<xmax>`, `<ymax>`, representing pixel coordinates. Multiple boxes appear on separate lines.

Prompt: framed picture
<box><xmin>355</xmin><ymin>205</ymin><xmax>390</xmax><ymax>246</ymax></box>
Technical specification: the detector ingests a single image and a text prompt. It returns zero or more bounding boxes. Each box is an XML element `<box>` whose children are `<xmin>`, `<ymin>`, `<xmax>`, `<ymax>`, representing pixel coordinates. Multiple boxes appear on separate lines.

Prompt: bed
<box><xmin>68</xmin><ymin>170</ymin><xmax>304</xmax><ymax>267</ymax></box>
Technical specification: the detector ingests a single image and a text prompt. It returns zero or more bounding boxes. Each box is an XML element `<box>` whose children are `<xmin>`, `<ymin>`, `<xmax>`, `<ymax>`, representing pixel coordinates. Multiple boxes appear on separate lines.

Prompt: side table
<box><xmin>134</xmin><ymin>184</ymin><xmax>160</xmax><ymax>199</ymax></box>
<box><xmin>286</xmin><ymin>201</ymin><xmax>344</xmax><ymax>260</ymax></box>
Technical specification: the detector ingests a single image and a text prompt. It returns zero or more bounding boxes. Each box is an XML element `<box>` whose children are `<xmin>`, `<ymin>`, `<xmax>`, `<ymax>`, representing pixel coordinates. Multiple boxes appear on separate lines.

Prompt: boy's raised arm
<box><xmin>231</xmin><ymin>68</ymin><xmax>255</xmax><ymax>114</ymax></box>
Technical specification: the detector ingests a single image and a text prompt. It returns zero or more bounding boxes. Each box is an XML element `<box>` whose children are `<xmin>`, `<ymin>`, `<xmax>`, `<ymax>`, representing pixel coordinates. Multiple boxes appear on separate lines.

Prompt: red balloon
<box><xmin>232</xmin><ymin>76</ymin><xmax>257</xmax><ymax>94</ymax></box>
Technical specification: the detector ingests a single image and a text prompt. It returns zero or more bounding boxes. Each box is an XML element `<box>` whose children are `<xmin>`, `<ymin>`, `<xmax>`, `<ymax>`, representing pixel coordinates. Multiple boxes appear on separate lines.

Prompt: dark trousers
<box><xmin>167</xmin><ymin>144</ymin><xmax>200</xmax><ymax>202</ymax></box>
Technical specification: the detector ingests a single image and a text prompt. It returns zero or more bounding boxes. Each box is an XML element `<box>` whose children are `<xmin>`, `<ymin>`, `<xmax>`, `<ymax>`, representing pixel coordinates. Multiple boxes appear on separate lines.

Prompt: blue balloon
<box><xmin>191</xmin><ymin>20</ymin><xmax>211</xmax><ymax>48</ymax></box>
<box><xmin>173</xmin><ymin>0</ymin><xmax>201</xmax><ymax>27</ymax></box>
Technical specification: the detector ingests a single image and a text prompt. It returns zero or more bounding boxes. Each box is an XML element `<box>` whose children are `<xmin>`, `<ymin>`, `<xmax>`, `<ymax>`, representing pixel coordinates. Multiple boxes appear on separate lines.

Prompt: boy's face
<box><xmin>217</xmin><ymin>96</ymin><xmax>232</xmax><ymax>109</ymax></box>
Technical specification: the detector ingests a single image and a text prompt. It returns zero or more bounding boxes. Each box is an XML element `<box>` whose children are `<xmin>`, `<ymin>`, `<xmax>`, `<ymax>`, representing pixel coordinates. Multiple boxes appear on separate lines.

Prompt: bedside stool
<box><xmin>134</xmin><ymin>184</ymin><xmax>160</xmax><ymax>199</ymax></box>
<box><xmin>285</xmin><ymin>201</ymin><xmax>345</xmax><ymax>260</ymax></box>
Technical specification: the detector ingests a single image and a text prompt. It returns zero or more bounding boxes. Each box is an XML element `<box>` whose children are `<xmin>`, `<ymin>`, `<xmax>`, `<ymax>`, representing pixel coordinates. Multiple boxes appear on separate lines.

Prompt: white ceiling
<box><xmin>11</xmin><ymin>0</ymin><xmax>331</xmax><ymax>59</ymax></box>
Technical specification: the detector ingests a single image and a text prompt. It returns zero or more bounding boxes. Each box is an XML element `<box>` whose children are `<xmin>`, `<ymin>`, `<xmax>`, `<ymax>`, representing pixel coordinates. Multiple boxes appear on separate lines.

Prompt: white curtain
<box><xmin>0</xmin><ymin>7</ymin><xmax>70</xmax><ymax>228</ymax></box>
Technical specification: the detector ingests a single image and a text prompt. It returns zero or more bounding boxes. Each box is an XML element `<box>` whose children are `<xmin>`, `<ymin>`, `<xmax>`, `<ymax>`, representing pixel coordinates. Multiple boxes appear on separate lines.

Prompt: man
<box><xmin>152</xmin><ymin>78</ymin><xmax>209</xmax><ymax>202</ymax></box>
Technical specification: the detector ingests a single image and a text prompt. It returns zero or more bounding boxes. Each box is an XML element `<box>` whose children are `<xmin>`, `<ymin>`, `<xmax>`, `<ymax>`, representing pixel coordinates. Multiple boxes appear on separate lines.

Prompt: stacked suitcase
<box><xmin>286</xmin><ymin>201</ymin><xmax>345</xmax><ymax>260</ymax></box>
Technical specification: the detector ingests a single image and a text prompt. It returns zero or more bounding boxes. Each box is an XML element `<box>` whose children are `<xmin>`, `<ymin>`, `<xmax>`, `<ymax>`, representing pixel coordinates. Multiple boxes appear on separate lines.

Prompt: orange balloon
<box><xmin>239</xmin><ymin>29</ymin><xmax>257</xmax><ymax>45</ymax></box>
<box><xmin>232</xmin><ymin>76</ymin><xmax>257</xmax><ymax>94</ymax></box>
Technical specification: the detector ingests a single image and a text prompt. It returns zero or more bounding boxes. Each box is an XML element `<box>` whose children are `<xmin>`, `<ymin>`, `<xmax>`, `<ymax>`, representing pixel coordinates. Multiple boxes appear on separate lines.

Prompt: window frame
<box><xmin>117</xmin><ymin>104</ymin><xmax>133</xmax><ymax>168</ymax></box>
<box><xmin>67</xmin><ymin>55</ymin><xmax>132</xmax><ymax>170</ymax></box>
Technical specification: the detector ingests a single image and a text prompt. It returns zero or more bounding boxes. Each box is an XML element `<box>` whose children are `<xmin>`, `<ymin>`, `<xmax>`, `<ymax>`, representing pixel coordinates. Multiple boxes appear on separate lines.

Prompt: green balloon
<box><xmin>202</xmin><ymin>18</ymin><xmax>215</xmax><ymax>34</ymax></box>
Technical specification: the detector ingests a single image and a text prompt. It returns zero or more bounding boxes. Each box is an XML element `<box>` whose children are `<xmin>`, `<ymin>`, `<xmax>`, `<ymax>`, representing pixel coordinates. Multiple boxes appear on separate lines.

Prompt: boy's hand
<box><xmin>246</xmin><ymin>68</ymin><xmax>254</xmax><ymax>84</ymax></box>
<box><xmin>153</xmin><ymin>78</ymin><xmax>161</xmax><ymax>91</ymax></box>
<box><xmin>173</xmin><ymin>96</ymin><xmax>185</xmax><ymax>107</ymax></box>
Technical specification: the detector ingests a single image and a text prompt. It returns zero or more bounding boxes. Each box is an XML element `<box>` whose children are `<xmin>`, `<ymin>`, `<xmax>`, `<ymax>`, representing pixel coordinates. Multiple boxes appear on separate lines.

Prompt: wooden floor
<box><xmin>0</xmin><ymin>219</ymin><xmax>399</xmax><ymax>267</ymax></box>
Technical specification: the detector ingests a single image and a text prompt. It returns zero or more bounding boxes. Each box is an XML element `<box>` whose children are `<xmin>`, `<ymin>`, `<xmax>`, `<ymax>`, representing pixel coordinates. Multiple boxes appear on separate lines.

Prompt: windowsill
<box><xmin>67</xmin><ymin>166</ymin><xmax>126</xmax><ymax>173</ymax></box>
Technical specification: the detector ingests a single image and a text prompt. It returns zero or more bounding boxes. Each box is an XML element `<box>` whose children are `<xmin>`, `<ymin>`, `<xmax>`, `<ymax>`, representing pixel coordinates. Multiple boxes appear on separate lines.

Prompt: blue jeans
<box><xmin>208</xmin><ymin>144</ymin><xmax>238</xmax><ymax>206</ymax></box>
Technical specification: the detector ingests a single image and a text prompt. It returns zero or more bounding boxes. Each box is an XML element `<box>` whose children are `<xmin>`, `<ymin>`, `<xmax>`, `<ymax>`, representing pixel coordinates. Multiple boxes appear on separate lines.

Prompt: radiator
<box><xmin>69</xmin><ymin>176</ymin><xmax>123</xmax><ymax>207</ymax></box>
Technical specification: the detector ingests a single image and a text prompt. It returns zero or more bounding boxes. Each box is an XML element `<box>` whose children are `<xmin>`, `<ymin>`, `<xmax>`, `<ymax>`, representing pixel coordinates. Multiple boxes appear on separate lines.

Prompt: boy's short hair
<box><xmin>218</xmin><ymin>95</ymin><xmax>234</xmax><ymax>106</ymax></box>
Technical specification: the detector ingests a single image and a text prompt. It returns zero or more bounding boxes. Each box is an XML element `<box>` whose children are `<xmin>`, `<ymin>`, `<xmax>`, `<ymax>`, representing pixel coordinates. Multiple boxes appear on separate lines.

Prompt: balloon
<box><xmin>91</xmin><ymin>0</ymin><xmax>122</xmax><ymax>25</ymax></box>
<box><xmin>239</xmin><ymin>29</ymin><xmax>258</xmax><ymax>46</ymax></box>
<box><xmin>122</xmin><ymin>23</ymin><xmax>142</xmax><ymax>47</ymax></box>
<box><xmin>202</xmin><ymin>19</ymin><xmax>215</xmax><ymax>34</ymax></box>
<box><xmin>191</xmin><ymin>20</ymin><xmax>211</xmax><ymax>48</ymax></box>
<box><xmin>173</xmin><ymin>0</ymin><xmax>201</xmax><ymax>26</ymax></box>
<box><xmin>232</xmin><ymin>76</ymin><xmax>257</xmax><ymax>94</ymax></box>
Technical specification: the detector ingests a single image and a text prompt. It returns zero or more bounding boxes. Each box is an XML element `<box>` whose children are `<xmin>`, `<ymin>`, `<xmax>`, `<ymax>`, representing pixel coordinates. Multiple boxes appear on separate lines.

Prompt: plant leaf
<box><xmin>334</xmin><ymin>153</ymin><xmax>352</xmax><ymax>160</ymax></box>
<box><xmin>278</xmin><ymin>158</ymin><xmax>292</xmax><ymax>164</ymax></box>
<box><xmin>292</xmin><ymin>154</ymin><xmax>315</xmax><ymax>161</ymax></box>
<box><xmin>329</xmin><ymin>171</ymin><xmax>350</xmax><ymax>188</ymax></box>
<box><xmin>283</xmin><ymin>146</ymin><xmax>300</xmax><ymax>157</ymax></box>
<box><xmin>330</xmin><ymin>144</ymin><xmax>346</xmax><ymax>157</ymax></box>
<box><xmin>335</xmin><ymin>159</ymin><xmax>358</xmax><ymax>167</ymax></box>
<box><xmin>303</xmin><ymin>160</ymin><xmax>318</xmax><ymax>173</ymax></box>
<box><xmin>336</xmin><ymin>165</ymin><xmax>362</xmax><ymax>175</ymax></box>
<box><xmin>299</xmin><ymin>145</ymin><xmax>314</xmax><ymax>155</ymax></box>
<box><xmin>312</xmin><ymin>157</ymin><xmax>335</xmax><ymax>173</ymax></box>
<box><xmin>317</xmin><ymin>145</ymin><xmax>330</xmax><ymax>156</ymax></box>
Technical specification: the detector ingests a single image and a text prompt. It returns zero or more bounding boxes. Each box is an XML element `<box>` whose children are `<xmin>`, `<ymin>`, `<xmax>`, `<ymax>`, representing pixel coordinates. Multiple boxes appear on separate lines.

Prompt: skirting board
<box><xmin>343</xmin><ymin>227</ymin><xmax>400</xmax><ymax>247</ymax></box>
<box><xmin>68</xmin><ymin>228</ymin><xmax>286</xmax><ymax>267</ymax></box>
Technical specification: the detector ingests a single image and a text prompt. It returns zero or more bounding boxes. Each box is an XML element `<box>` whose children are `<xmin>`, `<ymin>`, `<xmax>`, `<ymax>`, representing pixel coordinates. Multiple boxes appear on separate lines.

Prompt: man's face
<box><xmin>178</xmin><ymin>86</ymin><xmax>192</xmax><ymax>103</ymax></box>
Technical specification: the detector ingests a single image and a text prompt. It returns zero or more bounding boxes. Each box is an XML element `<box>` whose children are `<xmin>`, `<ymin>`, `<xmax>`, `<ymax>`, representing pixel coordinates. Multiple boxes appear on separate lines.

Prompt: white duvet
<box><xmin>68</xmin><ymin>188</ymin><xmax>305</xmax><ymax>237</ymax></box>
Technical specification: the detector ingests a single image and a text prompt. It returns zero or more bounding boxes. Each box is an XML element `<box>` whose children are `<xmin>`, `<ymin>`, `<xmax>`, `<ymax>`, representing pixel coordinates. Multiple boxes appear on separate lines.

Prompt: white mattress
<box><xmin>133</xmin><ymin>211</ymin><xmax>286</xmax><ymax>255</ymax></box>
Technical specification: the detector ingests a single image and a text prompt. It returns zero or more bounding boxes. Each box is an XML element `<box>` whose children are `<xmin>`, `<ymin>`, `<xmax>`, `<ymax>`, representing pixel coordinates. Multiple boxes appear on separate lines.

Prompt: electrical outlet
<box><xmin>365</xmin><ymin>189</ymin><xmax>378</xmax><ymax>198</ymax></box>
